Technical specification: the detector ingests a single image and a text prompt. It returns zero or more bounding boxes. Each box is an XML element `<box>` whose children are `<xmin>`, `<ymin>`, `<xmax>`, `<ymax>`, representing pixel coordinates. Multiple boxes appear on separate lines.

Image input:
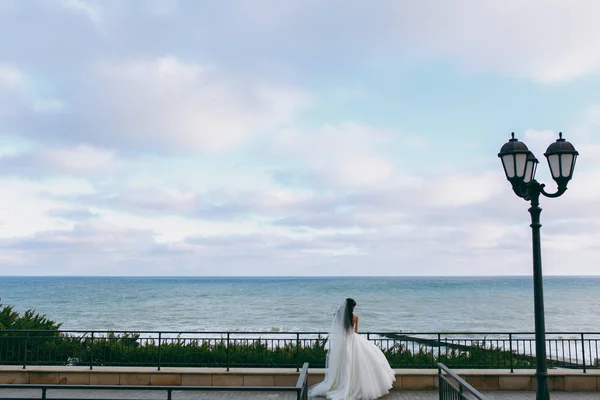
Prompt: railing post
<box><xmin>509</xmin><ymin>333</ymin><xmax>514</xmax><ymax>373</ymax></box>
<box><xmin>437</xmin><ymin>367</ymin><xmax>441</xmax><ymax>398</ymax></box>
<box><xmin>22</xmin><ymin>333</ymin><xmax>28</xmax><ymax>369</ymax></box>
<box><xmin>167</xmin><ymin>388</ymin><xmax>172</xmax><ymax>400</ymax></box>
<box><xmin>226</xmin><ymin>333</ymin><xmax>230</xmax><ymax>372</ymax></box>
<box><xmin>41</xmin><ymin>388</ymin><xmax>47</xmax><ymax>400</ymax></box>
<box><xmin>581</xmin><ymin>333</ymin><xmax>587</xmax><ymax>373</ymax></box>
<box><xmin>90</xmin><ymin>332</ymin><xmax>94</xmax><ymax>370</ymax></box>
<box><xmin>437</xmin><ymin>333</ymin><xmax>441</xmax><ymax>366</ymax></box>
<box><xmin>157</xmin><ymin>332</ymin><xmax>162</xmax><ymax>371</ymax></box>
<box><xmin>296</xmin><ymin>333</ymin><xmax>300</xmax><ymax>372</ymax></box>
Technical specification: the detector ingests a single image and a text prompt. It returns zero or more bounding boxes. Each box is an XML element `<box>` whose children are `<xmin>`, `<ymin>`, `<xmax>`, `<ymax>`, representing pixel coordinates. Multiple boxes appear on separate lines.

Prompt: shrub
<box><xmin>0</xmin><ymin>302</ymin><xmax>535</xmax><ymax>369</ymax></box>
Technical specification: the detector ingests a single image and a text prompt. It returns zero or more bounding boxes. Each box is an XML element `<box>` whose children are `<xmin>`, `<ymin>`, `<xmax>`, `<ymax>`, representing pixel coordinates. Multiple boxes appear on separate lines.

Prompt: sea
<box><xmin>0</xmin><ymin>276</ymin><xmax>598</xmax><ymax>334</ymax></box>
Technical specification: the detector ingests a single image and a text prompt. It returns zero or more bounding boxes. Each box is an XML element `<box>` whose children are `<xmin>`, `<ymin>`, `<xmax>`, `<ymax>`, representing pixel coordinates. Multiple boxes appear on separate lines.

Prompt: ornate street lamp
<box><xmin>498</xmin><ymin>132</ymin><xmax>578</xmax><ymax>400</ymax></box>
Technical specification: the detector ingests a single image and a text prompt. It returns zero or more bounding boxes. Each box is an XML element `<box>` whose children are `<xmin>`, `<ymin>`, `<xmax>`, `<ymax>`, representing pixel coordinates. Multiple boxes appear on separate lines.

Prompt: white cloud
<box><xmin>0</xmin><ymin>65</ymin><xmax>28</xmax><ymax>119</ymax></box>
<box><xmin>0</xmin><ymin>144</ymin><xmax>120</xmax><ymax>177</ymax></box>
<box><xmin>274</xmin><ymin>122</ymin><xmax>406</xmax><ymax>188</ymax></box>
<box><xmin>0</xmin><ymin>65</ymin><xmax>24</xmax><ymax>89</ymax></box>
<box><xmin>225</xmin><ymin>0</ymin><xmax>600</xmax><ymax>83</ymax></box>
<box><xmin>0</xmin><ymin>177</ymin><xmax>95</xmax><ymax>239</ymax></box>
<box><xmin>0</xmin><ymin>65</ymin><xmax>67</xmax><ymax>122</ymax></box>
<box><xmin>522</xmin><ymin>129</ymin><xmax>557</xmax><ymax>151</ymax></box>
<box><xmin>368</xmin><ymin>0</ymin><xmax>600</xmax><ymax>83</ymax></box>
<box><xmin>4</xmin><ymin>1</ymin><xmax>600</xmax><ymax>86</ymax></box>
<box><xmin>80</xmin><ymin>57</ymin><xmax>310</xmax><ymax>152</ymax></box>
<box><xmin>523</xmin><ymin>114</ymin><xmax>600</xmax><ymax>172</ymax></box>
<box><xmin>145</xmin><ymin>0</ymin><xmax>179</xmax><ymax>16</ymax></box>
<box><xmin>426</xmin><ymin>171</ymin><xmax>505</xmax><ymax>207</ymax></box>
<box><xmin>556</xmin><ymin>169</ymin><xmax>600</xmax><ymax>203</ymax></box>
<box><xmin>61</xmin><ymin>0</ymin><xmax>102</xmax><ymax>26</ymax></box>
<box><xmin>0</xmin><ymin>149</ymin><xmax>598</xmax><ymax>275</ymax></box>
<box><xmin>1</xmin><ymin>2</ymin><xmax>600</xmax><ymax>276</ymax></box>
<box><xmin>41</xmin><ymin>145</ymin><xmax>118</xmax><ymax>173</ymax></box>
<box><xmin>32</xmin><ymin>99</ymin><xmax>65</xmax><ymax>114</ymax></box>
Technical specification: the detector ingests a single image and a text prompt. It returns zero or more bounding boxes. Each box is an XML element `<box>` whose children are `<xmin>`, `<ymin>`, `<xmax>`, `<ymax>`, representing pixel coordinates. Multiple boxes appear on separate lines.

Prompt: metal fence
<box><xmin>1</xmin><ymin>330</ymin><xmax>598</xmax><ymax>371</ymax></box>
<box><xmin>438</xmin><ymin>363</ymin><xmax>487</xmax><ymax>400</ymax></box>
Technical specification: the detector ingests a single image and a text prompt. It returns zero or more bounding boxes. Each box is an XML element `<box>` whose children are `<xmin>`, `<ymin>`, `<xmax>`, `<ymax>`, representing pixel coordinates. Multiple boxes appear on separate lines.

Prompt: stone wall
<box><xmin>0</xmin><ymin>367</ymin><xmax>598</xmax><ymax>391</ymax></box>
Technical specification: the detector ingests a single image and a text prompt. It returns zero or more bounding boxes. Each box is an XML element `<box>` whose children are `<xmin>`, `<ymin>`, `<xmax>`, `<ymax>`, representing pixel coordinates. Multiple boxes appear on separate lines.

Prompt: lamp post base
<box><xmin>536</xmin><ymin>371</ymin><xmax>550</xmax><ymax>400</ymax></box>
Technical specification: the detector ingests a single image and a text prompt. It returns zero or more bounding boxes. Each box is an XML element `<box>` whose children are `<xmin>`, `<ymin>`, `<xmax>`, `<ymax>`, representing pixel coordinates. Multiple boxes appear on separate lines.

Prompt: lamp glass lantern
<box><xmin>544</xmin><ymin>132</ymin><xmax>579</xmax><ymax>186</ymax></box>
<box><xmin>498</xmin><ymin>133</ymin><xmax>531</xmax><ymax>183</ymax></box>
<box><xmin>523</xmin><ymin>152</ymin><xmax>539</xmax><ymax>184</ymax></box>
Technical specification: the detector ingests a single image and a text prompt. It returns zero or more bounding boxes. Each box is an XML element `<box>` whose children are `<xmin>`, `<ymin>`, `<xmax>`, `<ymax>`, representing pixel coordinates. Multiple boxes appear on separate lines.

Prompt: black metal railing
<box><xmin>438</xmin><ymin>363</ymin><xmax>487</xmax><ymax>400</ymax></box>
<box><xmin>0</xmin><ymin>362</ymin><xmax>310</xmax><ymax>400</ymax></box>
<box><xmin>1</xmin><ymin>330</ymin><xmax>598</xmax><ymax>371</ymax></box>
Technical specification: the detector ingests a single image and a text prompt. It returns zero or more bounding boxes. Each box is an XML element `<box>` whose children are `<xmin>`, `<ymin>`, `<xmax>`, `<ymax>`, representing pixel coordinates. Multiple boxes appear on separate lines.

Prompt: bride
<box><xmin>309</xmin><ymin>298</ymin><xmax>396</xmax><ymax>400</ymax></box>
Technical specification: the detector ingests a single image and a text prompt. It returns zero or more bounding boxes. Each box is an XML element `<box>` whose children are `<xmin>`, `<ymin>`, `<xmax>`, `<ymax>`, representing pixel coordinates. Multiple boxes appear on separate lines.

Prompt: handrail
<box><xmin>2</xmin><ymin>329</ymin><xmax>600</xmax><ymax>334</ymax></box>
<box><xmin>295</xmin><ymin>362</ymin><xmax>309</xmax><ymax>400</ymax></box>
<box><xmin>0</xmin><ymin>384</ymin><xmax>301</xmax><ymax>391</ymax></box>
<box><xmin>438</xmin><ymin>363</ymin><xmax>487</xmax><ymax>400</ymax></box>
<box><xmin>0</xmin><ymin>364</ymin><xmax>312</xmax><ymax>399</ymax></box>
<box><xmin>0</xmin><ymin>383</ymin><xmax>304</xmax><ymax>400</ymax></box>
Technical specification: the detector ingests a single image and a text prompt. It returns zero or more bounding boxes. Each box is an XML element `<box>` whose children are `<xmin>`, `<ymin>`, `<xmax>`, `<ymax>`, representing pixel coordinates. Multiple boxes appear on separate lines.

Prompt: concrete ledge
<box><xmin>0</xmin><ymin>366</ymin><xmax>598</xmax><ymax>391</ymax></box>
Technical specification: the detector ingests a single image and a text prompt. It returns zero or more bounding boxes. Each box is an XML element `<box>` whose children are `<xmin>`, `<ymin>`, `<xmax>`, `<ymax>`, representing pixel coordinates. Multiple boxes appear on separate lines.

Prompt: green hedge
<box><xmin>1</xmin><ymin>332</ymin><xmax>540</xmax><ymax>369</ymax></box>
<box><xmin>0</xmin><ymin>301</ymin><xmax>538</xmax><ymax>369</ymax></box>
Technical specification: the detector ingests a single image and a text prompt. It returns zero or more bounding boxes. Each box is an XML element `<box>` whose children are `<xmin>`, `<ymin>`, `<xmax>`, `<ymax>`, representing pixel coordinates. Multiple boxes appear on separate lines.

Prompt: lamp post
<box><xmin>498</xmin><ymin>132</ymin><xmax>578</xmax><ymax>400</ymax></box>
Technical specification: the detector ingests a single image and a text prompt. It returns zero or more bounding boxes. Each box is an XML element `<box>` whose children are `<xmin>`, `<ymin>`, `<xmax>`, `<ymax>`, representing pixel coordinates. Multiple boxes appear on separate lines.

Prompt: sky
<box><xmin>0</xmin><ymin>0</ymin><xmax>599</xmax><ymax>276</ymax></box>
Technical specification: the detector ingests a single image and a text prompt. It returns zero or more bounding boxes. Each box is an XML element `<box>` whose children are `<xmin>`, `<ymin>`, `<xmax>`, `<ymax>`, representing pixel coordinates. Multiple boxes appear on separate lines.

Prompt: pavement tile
<box><xmin>2</xmin><ymin>388</ymin><xmax>600</xmax><ymax>399</ymax></box>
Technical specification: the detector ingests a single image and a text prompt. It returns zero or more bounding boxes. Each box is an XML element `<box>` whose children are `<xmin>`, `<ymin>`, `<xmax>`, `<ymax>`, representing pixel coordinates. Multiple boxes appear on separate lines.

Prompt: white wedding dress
<box><xmin>308</xmin><ymin>301</ymin><xmax>396</xmax><ymax>400</ymax></box>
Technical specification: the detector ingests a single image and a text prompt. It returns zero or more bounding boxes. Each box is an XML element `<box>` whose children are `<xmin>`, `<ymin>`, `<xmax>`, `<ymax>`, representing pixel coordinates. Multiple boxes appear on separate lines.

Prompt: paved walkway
<box><xmin>0</xmin><ymin>388</ymin><xmax>295</xmax><ymax>399</ymax></box>
<box><xmin>0</xmin><ymin>389</ymin><xmax>294</xmax><ymax>399</ymax></box>
<box><xmin>2</xmin><ymin>389</ymin><xmax>600</xmax><ymax>399</ymax></box>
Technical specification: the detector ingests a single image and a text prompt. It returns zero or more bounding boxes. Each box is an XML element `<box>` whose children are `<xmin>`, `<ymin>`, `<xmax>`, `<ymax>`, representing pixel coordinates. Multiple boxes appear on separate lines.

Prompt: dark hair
<box><xmin>344</xmin><ymin>298</ymin><xmax>357</xmax><ymax>331</ymax></box>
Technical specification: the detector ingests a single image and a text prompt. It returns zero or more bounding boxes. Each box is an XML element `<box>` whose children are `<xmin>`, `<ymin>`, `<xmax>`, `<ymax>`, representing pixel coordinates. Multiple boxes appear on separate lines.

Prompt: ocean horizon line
<box><xmin>2</xmin><ymin>274</ymin><xmax>600</xmax><ymax>279</ymax></box>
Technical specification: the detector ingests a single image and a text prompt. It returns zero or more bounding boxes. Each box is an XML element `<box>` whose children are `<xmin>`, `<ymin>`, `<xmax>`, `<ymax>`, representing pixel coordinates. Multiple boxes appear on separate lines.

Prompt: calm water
<box><xmin>0</xmin><ymin>276</ymin><xmax>598</xmax><ymax>333</ymax></box>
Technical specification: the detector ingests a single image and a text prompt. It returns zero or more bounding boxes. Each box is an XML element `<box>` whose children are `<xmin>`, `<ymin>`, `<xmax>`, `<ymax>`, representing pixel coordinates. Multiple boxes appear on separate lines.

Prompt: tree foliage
<box><xmin>0</xmin><ymin>300</ymin><xmax>62</xmax><ymax>332</ymax></box>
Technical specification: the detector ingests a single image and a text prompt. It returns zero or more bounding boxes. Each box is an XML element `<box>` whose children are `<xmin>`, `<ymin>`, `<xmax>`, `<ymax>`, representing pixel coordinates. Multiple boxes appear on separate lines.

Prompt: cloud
<box><xmin>0</xmin><ymin>149</ymin><xmax>598</xmax><ymax>276</ymax></box>
<box><xmin>272</xmin><ymin>122</ymin><xmax>420</xmax><ymax>189</ymax></box>
<box><xmin>1</xmin><ymin>2</ymin><xmax>600</xmax><ymax>277</ymax></box>
<box><xmin>32</xmin><ymin>99</ymin><xmax>65</xmax><ymax>114</ymax></box>
<box><xmin>425</xmin><ymin>171</ymin><xmax>505</xmax><ymax>207</ymax></box>
<box><xmin>0</xmin><ymin>65</ymin><xmax>66</xmax><ymax>125</ymax></box>
<box><xmin>144</xmin><ymin>0</ymin><xmax>179</xmax><ymax>16</ymax></box>
<box><xmin>46</xmin><ymin>208</ymin><xmax>99</xmax><ymax>221</ymax></box>
<box><xmin>386</xmin><ymin>0</ymin><xmax>600</xmax><ymax>83</ymax></box>
<box><xmin>83</xmin><ymin>0</ymin><xmax>599</xmax><ymax>83</ymax></box>
<box><xmin>248</xmin><ymin>0</ymin><xmax>600</xmax><ymax>83</ymax></box>
<box><xmin>0</xmin><ymin>144</ymin><xmax>120</xmax><ymax>177</ymax></box>
<box><xmin>7</xmin><ymin>223</ymin><xmax>154</xmax><ymax>253</ymax></box>
<box><xmin>0</xmin><ymin>221</ymin><xmax>505</xmax><ymax>276</ymax></box>
<box><xmin>0</xmin><ymin>56</ymin><xmax>310</xmax><ymax>154</ymax></box>
<box><xmin>0</xmin><ymin>65</ymin><xmax>28</xmax><ymax>119</ymax></box>
<box><xmin>0</xmin><ymin>177</ymin><xmax>95</xmax><ymax>239</ymax></box>
<box><xmin>62</xmin><ymin>57</ymin><xmax>311</xmax><ymax>153</ymax></box>
<box><xmin>0</xmin><ymin>65</ymin><xmax>24</xmax><ymax>89</ymax></box>
<box><xmin>42</xmin><ymin>145</ymin><xmax>119</xmax><ymax>173</ymax></box>
<box><xmin>0</xmin><ymin>223</ymin><xmax>164</xmax><ymax>275</ymax></box>
<box><xmin>3</xmin><ymin>1</ymin><xmax>600</xmax><ymax>85</ymax></box>
<box><xmin>61</xmin><ymin>0</ymin><xmax>102</xmax><ymax>27</ymax></box>
<box><xmin>48</xmin><ymin>186</ymin><xmax>342</xmax><ymax>223</ymax></box>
